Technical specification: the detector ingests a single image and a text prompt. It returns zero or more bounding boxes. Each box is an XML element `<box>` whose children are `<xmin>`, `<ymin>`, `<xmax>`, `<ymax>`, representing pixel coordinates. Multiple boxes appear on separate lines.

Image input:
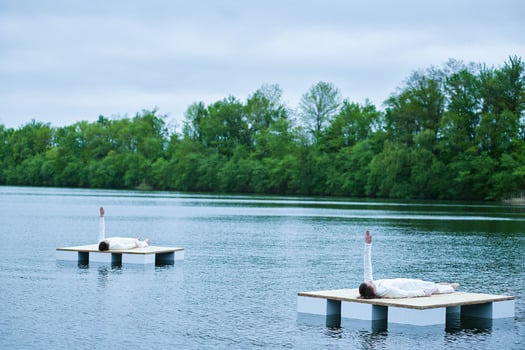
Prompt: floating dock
<box><xmin>56</xmin><ymin>244</ymin><xmax>185</xmax><ymax>265</ymax></box>
<box><xmin>297</xmin><ymin>288</ymin><xmax>515</xmax><ymax>327</ymax></box>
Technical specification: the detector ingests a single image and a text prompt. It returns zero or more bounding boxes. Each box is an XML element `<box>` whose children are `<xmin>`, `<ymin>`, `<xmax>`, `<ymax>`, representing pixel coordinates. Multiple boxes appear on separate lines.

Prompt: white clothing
<box><xmin>98</xmin><ymin>210</ymin><xmax>148</xmax><ymax>250</ymax></box>
<box><xmin>363</xmin><ymin>242</ymin><xmax>455</xmax><ymax>298</ymax></box>
<box><xmin>106</xmin><ymin>237</ymin><xmax>149</xmax><ymax>250</ymax></box>
<box><xmin>98</xmin><ymin>215</ymin><xmax>105</xmax><ymax>243</ymax></box>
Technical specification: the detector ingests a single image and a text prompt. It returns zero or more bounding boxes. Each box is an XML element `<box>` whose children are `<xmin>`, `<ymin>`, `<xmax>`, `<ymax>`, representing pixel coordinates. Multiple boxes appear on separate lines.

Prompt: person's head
<box><xmin>359</xmin><ymin>282</ymin><xmax>377</xmax><ymax>299</ymax></box>
<box><xmin>98</xmin><ymin>240</ymin><xmax>109</xmax><ymax>251</ymax></box>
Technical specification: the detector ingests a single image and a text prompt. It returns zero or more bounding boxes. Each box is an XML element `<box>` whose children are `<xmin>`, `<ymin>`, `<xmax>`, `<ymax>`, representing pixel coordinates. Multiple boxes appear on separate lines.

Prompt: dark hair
<box><xmin>359</xmin><ymin>282</ymin><xmax>378</xmax><ymax>299</ymax></box>
<box><xmin>98</xmin><ymin>241</ymin><xmax>109</xmax><ymax>251</ymax></box>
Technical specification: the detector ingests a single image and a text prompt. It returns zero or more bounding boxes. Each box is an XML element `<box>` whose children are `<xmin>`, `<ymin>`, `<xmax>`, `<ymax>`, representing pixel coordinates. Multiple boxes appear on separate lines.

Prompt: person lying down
<box><xmin>98</xmin><ymin>237</ymin><xmax>150</xmax><ymax>251</ymax></box>
<box><xmin>97</xmin><ymin>206</ymin><xmax>150</xmax><ymax>251</ymax></box>
<box><xmin>358</xmin><ymin>230</ymin><xmax>460</xmax><ymax>299</ymax></box>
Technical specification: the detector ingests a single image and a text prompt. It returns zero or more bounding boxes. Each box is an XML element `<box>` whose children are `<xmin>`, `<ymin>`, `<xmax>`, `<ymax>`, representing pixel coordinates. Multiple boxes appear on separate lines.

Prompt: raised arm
<box><xmin>363</xmin><ymin>230</ymin><xmax>373</xmax><ymax>282</ymax></box>
<box><xmin>98</xmin><ymin>206</ymin><xmax>105</xmax><ymax>243</ymax></box>
<box><xmin>365</xmin><ymin>230</ymin><xmax>372</xmax><ymax>244</ymax></box>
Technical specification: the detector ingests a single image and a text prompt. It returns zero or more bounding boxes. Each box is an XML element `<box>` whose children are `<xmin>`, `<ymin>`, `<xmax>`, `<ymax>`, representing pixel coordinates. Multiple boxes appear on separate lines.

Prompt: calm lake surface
<box><xmin>0</xmin><ymin>186</ymin><xmax>524</xmax><ymax>349</ymax></box>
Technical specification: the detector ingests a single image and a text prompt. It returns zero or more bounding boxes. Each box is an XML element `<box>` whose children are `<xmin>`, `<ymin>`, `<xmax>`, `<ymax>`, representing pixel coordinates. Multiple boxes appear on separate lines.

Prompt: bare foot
<box><xmin>451</xmin><ymin>283</ymin><xmax>460</xmax><ymax>290</ymax></box>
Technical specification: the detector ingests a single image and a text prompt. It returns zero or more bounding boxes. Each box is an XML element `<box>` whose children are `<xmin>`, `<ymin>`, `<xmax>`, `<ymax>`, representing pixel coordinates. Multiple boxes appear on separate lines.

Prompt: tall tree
<box><xmin>7</xmin><ymin>120</ymin><xmax>53</xmax><ymax>165</ymax></box>
<box><xmin>182</xmin><ymin>101</ymin><xmax>208</xmax><ymax>142</ymax></box>
<box><xmin>323</xmin><ymin>100</ymin><xmax>382</xmax><ymax>151</ymax></box>
<box><xmin>199</xmin><ymin>96</ymin><xmax>248</xmax><ymax>156</ymax></box>
<box><xmin>299</xmin><ymin>81</ymin><xmax>342</xmax><ymax>141</ymax></box>
<box><xmin>477</xmin><ymin>57</ymin><xmax>524</xmax><ymax>157</ymax></box>
<box><xmin>384</xmin><ymin>68</ymin><xmax>445</xmax><ymax>146</ymax></box>
<box><xmin>245</xmin><ymin>84</ymin><xmax>288</xmax><ymax>135</ymax></box>
<box><xmin>440</xmin><ymin>62</ymin><xmax>481</xmax><ymax>156</ymax></box>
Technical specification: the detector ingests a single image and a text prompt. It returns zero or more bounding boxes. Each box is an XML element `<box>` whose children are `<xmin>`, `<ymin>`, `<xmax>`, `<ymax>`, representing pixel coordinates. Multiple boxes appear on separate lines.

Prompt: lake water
<box><xmin>0</xmin><ymin>186</ymin><xmax>524</xmax><ymax>349</ymax></box>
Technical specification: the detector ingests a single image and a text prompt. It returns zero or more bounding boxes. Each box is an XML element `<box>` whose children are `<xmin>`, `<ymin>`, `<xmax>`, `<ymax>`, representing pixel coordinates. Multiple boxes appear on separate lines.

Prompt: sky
<box><xmin>1</xmin><ymin>0</ymin><xmax>524</xmax><ymax>130</ymax></box>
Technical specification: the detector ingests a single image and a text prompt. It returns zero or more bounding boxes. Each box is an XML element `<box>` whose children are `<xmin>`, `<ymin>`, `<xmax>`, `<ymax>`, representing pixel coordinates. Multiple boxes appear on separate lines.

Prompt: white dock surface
<box><xmin>297</xmin><ymin>288</ymin><xmax>515</xmax><ymax>310</ymax></box>
<box><xmin>56</xmin><ymin>244</ymin><xmax>184</xmax><ymax>255</ymax></box>
<box><xmin>56</xmin><ymin>244</ymin><xmax>185</xmax><ymax>265</ymax></box>
<box><xmin>297</xmin><ymin>288</ymin><xmax>515</xmax><ymax>326</ymax></box>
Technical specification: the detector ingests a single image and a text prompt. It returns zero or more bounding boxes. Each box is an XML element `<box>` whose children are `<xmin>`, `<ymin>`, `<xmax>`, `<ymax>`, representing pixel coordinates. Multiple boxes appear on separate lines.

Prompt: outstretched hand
<box><xmin>100</xmin><ymin>206</ymin><xmax>105</xmax><ymax>217</ymax></box>
<box><xmin>365</xmin><ymin>230</ymin><xmax>372</xmax><ymax>244</ymax></box>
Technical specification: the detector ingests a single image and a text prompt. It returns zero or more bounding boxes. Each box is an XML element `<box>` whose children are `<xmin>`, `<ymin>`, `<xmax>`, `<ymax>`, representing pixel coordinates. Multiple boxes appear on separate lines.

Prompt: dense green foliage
<box><xmin>2</xmin><ymin>57</ymin><xmax>525</xmax><ymax>200</ymax></box>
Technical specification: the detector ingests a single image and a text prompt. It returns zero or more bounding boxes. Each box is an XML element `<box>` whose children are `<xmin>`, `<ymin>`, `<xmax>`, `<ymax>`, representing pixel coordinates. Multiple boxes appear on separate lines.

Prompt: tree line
<box><xmin>1</xmin><ymin>56</ymin><xmax>524</xmax><ymax>201</ymax></box>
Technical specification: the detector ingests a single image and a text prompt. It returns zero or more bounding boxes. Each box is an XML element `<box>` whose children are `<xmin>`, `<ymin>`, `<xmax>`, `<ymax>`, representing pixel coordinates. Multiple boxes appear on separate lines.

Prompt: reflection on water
<box><xmin>301</xmin><ymin>311</ymin><xmax>500</xmax><ymax>338</ymax></box>
<box><xmin>446</xmin><ymin>314</ymin><xmax>495</xmax><ymax>334</ymax></box>
<box><xmin>323</xmin><ymin>326</ymin><xmax>344</xmax><ymax>339</ymax></box>
<box><xmin>356</xmin><ymin>328</ymin><xmax>389</xmax><ymax>349</ymax></box>
<box><xmin>97</xmin><ymin>265</ymin><xmax>111</xmax><ymax>287</ymax></box>
<box><xmin>0</xmin><ymin>186</ymin><xmax>524</xmax><ymax>349</ymax></box>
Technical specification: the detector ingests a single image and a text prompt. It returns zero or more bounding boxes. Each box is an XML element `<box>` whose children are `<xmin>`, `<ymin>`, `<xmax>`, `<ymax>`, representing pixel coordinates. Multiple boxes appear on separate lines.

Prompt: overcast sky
<box><xmin>1</xmin><ymin>0</ymin><xmax>524</xmax><ymax>130</ymax></box>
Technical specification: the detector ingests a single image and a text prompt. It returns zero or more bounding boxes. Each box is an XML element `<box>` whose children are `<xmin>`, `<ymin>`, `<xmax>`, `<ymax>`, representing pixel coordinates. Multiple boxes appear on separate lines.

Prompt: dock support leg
<box><xmin>447</xmin><ymin>305</ymin><xmax>461</xmax><ymax>315</ymax></box>
<box><xmin>388</xmin><ymin>307</ymin><xmax>446</xmax><ymax>326</ymax></box>
<box><xmin>156</xmin><ymin>252</ymin><xmax>175</xmax><ymax>264</ymax></box>
<box><xmin>462</xmin><ymin>300</ymin><xmax>515</xmax><ymax>319</ymax></box>
<box><xmin>78</xmin><ymin>252</ymin><xmax>89</xmax><ymax>264</ymax></box>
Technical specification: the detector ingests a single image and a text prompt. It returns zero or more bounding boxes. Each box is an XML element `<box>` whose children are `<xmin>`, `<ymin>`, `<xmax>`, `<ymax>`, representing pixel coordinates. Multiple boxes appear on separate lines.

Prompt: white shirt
<box><xmin>98</xmin><ymin>215</ymin><xmax>105</xmax><ymax>243</ymax></box>
<box><xmin>106</xmin><ymin>237</ymin><xmax>148</xmax><ymax>250</ymax></box>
